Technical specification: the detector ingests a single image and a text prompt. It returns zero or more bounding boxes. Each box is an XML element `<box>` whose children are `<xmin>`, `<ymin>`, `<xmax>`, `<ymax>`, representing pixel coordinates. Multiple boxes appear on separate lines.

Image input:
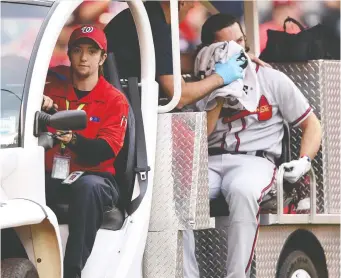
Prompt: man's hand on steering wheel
<box><xmin>42</xmin><ymin>95</ymin><xmax>58</xmax><ymax>112</ymax></box>
<box><xmin>55</xmin><ymin>130</ymin><xmax>73</xmax><ymax>144</ymax></box>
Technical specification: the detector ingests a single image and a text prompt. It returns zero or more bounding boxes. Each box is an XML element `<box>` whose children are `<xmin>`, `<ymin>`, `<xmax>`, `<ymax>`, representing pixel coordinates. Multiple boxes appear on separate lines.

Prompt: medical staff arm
<box><xmin>181</xmin><ymin>52</ymin><xmax>195</xmax><ymax>74</ymax></box>
<box><xmin>159</xmin><ymin>74</ymin><xmax>223</xmax><ymax>109</ymax></box>
<box><xmin>159</xmin><ymin>55</ymin><xmax>244</xmax><ymax>109</ymax></box>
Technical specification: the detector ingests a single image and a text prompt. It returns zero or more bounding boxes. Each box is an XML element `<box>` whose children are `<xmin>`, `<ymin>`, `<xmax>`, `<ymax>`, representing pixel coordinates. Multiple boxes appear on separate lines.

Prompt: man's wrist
<box><xmin>212</xmin><ymin>73</ymin><xmax>224</xmax><ymax>87</ymax></box>
<box><xmin>300</xmin><ymin>155</ymin><xmax>311</xmax><ymax>162</ymax></box>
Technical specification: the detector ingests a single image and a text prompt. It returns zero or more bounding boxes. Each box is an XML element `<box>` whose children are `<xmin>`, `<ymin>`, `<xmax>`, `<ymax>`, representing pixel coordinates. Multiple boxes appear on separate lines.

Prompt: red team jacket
<box><xmin>44</xmin><ymin>66</ymin><xmax>129</xmax><ymax>175</ymax></box>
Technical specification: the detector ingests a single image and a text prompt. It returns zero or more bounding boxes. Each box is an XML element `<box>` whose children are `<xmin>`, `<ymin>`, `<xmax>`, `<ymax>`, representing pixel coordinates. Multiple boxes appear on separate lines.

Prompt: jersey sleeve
<box><xmin>97</xmin><ymin>93</ymin><xmax>129</xmax><ymax>156</ymax></box>
<box><xmin>272</xmin><ymin>71</ymin><xmax>313</xmax><ymax>127</ymax></box>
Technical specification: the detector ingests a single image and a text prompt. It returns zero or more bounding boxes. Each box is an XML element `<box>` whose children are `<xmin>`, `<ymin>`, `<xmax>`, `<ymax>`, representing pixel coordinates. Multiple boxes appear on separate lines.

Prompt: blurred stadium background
<box><xmin>3</xmin><ymin>0</ymin><xmax>339</xmax><ymax>67</ymax></box>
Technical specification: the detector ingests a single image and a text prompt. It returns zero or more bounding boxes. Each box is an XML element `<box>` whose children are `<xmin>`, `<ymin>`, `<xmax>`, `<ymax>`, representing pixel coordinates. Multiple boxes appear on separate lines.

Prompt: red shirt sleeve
<box><xmin>97</xmin><ymin>94</ymin><xmax>129</xmax><ymax>156</ymax></box>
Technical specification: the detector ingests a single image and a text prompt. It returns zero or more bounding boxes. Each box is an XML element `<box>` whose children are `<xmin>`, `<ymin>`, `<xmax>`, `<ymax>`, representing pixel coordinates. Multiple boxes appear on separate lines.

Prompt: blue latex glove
<box><xmin>214</xmin><ymin>53</ymin><xmax>245</xmax><ymax>85</ymax></box>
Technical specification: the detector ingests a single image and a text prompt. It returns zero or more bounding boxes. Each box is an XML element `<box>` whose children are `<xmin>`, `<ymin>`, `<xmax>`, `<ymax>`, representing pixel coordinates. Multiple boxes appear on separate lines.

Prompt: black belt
<box><xmin>208</xmin><ymin>148</ymin><xmax>265</xmax><ymax>158</ymax></box>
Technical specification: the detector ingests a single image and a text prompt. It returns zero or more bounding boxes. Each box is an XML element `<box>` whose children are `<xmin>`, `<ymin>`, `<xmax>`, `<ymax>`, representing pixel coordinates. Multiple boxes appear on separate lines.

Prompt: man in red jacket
<box><xmin>42</xmin><ymin>26</ymin><xmax>128</xmax><ymax>278</ymax></box>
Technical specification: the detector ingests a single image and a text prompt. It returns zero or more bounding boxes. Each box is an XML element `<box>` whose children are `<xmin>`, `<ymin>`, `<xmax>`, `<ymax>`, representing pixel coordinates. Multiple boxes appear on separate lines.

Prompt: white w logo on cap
<box><xmin>81</xmin><ymin>26</ymin><xmax>94</xmax><ymax>33</ymax></box>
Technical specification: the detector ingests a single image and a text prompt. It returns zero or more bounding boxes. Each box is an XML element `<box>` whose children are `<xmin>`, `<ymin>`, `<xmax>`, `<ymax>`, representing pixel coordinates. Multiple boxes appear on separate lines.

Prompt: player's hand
<box><xmin>282</xmin><ymin>156</ymin><xmax>311</xmax><ymax>183</ymax></box>
<box><xmin>248</xmin><ymin>53</ymin><xmax>272</xmax><ymax>68</ymax></box>
<box><xmin>214</xmin><ymin>53</ymin><xmax>244</xmax><ymax>85</ymax></box>
<box><xmin>42</xmin><ymin>95</ymin><xmax>58</xmax><ymax>111</ymax></box>
<box><xmin>56</xmin><ymin>130</ymin><xmax>72</xmax><ymax>144</ymax></box>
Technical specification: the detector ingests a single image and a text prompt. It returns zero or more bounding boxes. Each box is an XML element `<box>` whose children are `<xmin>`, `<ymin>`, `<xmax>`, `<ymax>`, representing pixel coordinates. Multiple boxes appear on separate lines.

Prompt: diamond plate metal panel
<box><xmin>321</xmin><ymin>61</ymin><xmax>341</xmax><ymax>214</ymax></box>
<box><xmin>144</xmin><ymin>231</ymin><xmax>183</xmax><ymax>278</ymax></box>
<box><xmin>272</xmin><ymin>62</ymin><xmax>325</xmax><ymax>213</ymax></box>
<box><xmin>150</xmin><ymin>113</ymin><xmax>210</xmax><ymax>231</ymax></box>
<box><xmin>194</xmin><ymin>226</ymin><xmax>340</xmax><ymax>278</ymax></box>
<box><xmin>176</xmin><ymin>232</ymin><xmax>184</xmax><ymax>278</ymax></box>
<box><xmin>272</xmin><ymin>60</ymin><xmax>341</xmax><ymax>214</ymax></box>
<box><xmin>194</xmin><ymin>229</ymin><xmax>228</xmax><ymax>278</ymax></box>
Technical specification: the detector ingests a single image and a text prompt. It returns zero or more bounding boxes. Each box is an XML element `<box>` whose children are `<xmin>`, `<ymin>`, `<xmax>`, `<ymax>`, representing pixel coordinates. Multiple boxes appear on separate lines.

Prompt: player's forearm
<box><xmin>179</xmin><ymin>74</ymin><xmax>223</xmax><ymax>108</ymax></box>
<box><xmin>207</xmin><ymin>99</ymin><xmax>224</xmax><ymax>136</ymax></box>
<box><xmin>299</xmin><ymin>113</ymin><xmax>322</xmax><ymax>160</ymax></box>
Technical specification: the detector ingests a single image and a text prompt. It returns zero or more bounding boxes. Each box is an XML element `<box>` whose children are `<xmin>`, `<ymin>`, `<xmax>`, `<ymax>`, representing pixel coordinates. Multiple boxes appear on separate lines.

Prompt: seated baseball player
<box><xmin>183</xmin><ymin>14</ymin><xmax>322</xmax><ymax>278</ymax></box>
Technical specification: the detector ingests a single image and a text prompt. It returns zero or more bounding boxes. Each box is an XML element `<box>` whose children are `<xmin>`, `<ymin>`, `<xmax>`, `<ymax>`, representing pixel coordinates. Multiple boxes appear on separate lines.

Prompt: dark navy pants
<box><xmin>46</xmin><ymin>173</ymin><xmax>119</xmax><ymax>277</ymax></box>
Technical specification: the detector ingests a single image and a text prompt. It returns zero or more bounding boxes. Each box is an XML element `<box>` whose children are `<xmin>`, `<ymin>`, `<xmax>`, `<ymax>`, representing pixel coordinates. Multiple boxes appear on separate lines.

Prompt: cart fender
<box><xmin>0</xmin><ymin>199</ymin><xmax>63</xmax><ymax>278</ymax></box>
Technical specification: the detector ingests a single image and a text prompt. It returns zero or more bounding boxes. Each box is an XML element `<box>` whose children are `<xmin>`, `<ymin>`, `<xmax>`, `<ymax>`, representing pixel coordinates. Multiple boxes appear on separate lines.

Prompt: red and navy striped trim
<box><xmin>291</xmin><ymin>107</ymin><xmax>312</xmax><ymax>126</ymax></box>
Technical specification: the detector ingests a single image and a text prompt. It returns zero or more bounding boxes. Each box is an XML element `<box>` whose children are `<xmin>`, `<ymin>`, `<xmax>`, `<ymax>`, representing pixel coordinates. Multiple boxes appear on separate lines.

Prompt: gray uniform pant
<box><xmin>183</xmin><ymin>154</ymin><xmax>276</xmax><ymax>278</ymax></box>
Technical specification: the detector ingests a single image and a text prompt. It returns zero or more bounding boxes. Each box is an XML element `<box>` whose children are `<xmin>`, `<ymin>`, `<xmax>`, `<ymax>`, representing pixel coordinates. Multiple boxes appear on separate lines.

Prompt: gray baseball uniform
<box><xmin>183</xmin><ymin>64</ymin><xmax>312</xmax><ymax>278</ymax></box>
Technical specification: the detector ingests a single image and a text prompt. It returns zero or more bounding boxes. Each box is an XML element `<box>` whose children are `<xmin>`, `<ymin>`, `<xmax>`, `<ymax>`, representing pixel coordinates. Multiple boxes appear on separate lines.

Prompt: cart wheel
<box><xmin>278</xmin><ymin>250</ymin><xmax>319</xmax><ymax>278</ymax></box>
<box><xmin>1</xmin><ymin>258</ymin><xmax>39</xmax><ymax>278</ymax></box>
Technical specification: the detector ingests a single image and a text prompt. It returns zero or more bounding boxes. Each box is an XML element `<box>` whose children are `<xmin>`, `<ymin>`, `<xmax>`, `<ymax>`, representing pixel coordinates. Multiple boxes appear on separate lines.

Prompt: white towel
<box><xmin>194</xmin><ymin>41</ymin><xmax>260</xmax><ymax>112</ymax></box>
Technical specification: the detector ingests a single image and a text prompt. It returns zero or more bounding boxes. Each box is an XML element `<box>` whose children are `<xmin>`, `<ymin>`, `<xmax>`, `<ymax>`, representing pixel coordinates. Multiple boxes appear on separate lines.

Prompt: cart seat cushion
<box><xmin>210</xmin><ymin>195</ymin><xmax>229</xmax><ymax>217</ymax></box>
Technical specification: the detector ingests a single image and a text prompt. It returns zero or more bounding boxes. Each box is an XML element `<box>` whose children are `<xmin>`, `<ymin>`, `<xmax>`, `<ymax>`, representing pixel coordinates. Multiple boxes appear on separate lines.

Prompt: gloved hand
<box><xmin>214</xmin><ymin>53</ymin><xmax>245</xmax><ymax>85</ymax></box>
<box><xmin>282</xmin><ymin>156</ymin><xmax>311</xmax><ymax>184</ymax></box>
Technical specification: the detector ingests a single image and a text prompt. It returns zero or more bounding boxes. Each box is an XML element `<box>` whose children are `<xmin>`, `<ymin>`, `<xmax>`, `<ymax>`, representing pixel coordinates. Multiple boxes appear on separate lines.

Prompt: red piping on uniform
<box><xmin>245</xmin><ymin>167</ymin><xmax>277</xmax><ymax>273</ymax></box>
<box><xmin>257</xmin><ymin>167</ymin><xmax>277</xmax><ymax>203</ymax></box>
<box><xmin>235</xmin><ymin>118</ymin><xmax>246</xmax><ymax>151</ymax></box>
<box><xmin>234</xmin><ymin>133</ymin><xmax>240</xmax><ymax>151</ymax></box>
<box><xmin>245</xmin><ymin>224</ymin><xmax>259</xmax><ymax>273</ymax></box>
<box><xmin>221</xmin><ymin>132</ymin><xmax>227</xmax><ymax>149</ymax></box>
<box><xmin>291</xmin><ymin>107</ymin><xmax>312</xmax><ymax>126</ymax></box>
<box><xmin>256</xmin><ymin>64</ymin><xmax>260</xmax><ymax>73</ymax></box>
<box><xmin>221</xmin><ymin>123</ymin><xmax>232</xmax><ymax>149</ymax></box>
